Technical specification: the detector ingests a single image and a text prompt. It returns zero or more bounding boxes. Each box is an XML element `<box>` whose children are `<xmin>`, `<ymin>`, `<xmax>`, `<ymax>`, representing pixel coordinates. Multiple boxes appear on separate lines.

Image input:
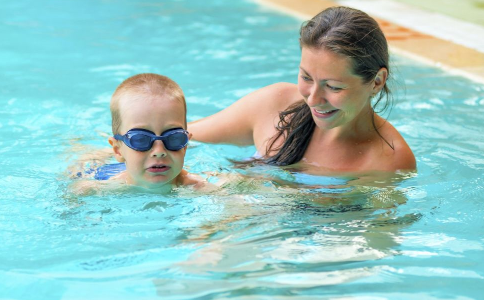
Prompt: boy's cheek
<box><xmin>113</xmin><ymin>149</ymin><xmax>126</xmax><ymax>163</ymax></box>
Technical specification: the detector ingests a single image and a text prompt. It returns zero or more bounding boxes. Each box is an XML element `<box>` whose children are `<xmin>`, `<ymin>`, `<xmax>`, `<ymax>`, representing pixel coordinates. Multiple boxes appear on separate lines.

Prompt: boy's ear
<box><xmin>108</xmin><ymin>137</ymin><xmax>126</xmax><ymax>163</ymax></box>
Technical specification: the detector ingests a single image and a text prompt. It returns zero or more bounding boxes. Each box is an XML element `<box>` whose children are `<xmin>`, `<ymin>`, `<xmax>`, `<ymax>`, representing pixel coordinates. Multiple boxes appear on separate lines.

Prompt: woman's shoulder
<box><xmin>249</xmin><ymin>83</ymin><xmax>302</xmax><ymax>146</ymax></box>
<box><xmin>390</xmin><ymin>137</ymin><xmax>416</xmax><ymax>171</ymax></box>
<box><xmin>218</xmin><ymin>82</ymin><xmax>301</xmax><ymax>122</ymax></box>
<box><xmin>265</xmin><ymin>82</ymin><xmax>298</xmax><ymax>92</ymax></box>
<box><xmin>240</xmin><ymin>82</ymin><xmax>301</xmax><ymax>113</ymax></box>
<box><xmin>378</xmin><ymin>121</ymin><xmax>416</xmax><ymax>171</ymax></box>
<box><xmin>241</xmin><ymin>82</ymin><xmax>302</xmax><ymax>127</ymax></box>
<box><xmin>259</xmin><ymin>82</ymin><xmax>301</xmax><ymax>109</ymax></box>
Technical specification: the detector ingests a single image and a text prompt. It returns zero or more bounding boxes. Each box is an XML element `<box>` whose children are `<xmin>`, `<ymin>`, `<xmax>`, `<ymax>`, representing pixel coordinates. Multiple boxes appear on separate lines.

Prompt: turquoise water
<box><xmin>1</xmin><ymin>0</ymin><xmax>484</xmax><ymax>299</ymax></box>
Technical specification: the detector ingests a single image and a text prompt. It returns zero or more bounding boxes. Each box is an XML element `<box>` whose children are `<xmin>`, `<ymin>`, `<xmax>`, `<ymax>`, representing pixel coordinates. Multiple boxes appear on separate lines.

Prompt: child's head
<box><xmin>108</xmin><ymin>73</ymin><xmax>188</xmax><ymax>190</ymax></box>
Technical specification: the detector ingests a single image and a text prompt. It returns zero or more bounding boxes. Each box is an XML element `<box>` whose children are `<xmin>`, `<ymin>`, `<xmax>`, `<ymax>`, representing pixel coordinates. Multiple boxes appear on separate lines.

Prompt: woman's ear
<box><xmin>372</xmin><ymin>67</ymin><xmax>388</xmax><ymax>94</ymax></box>
<box><xmin>108</xmin><ymin>137</ymin><xmax>126</xmax><ymax>163</ymax></box>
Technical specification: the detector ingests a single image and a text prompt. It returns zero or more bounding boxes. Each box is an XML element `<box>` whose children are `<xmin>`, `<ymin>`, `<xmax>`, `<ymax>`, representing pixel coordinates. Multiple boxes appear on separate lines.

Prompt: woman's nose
<box><xmin>151</xmin><ymin>140</ymin><xmax>167</xmax><ymax>158</ymax></box>
<box><xmin>306</xmin><ymin>84</ymin><xmax>326</xmax><ymax>107</ymax></box>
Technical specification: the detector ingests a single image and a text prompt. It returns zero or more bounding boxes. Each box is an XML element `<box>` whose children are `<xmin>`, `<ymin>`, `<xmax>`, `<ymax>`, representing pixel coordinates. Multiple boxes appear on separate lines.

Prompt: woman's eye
<box><xmin>301</xmin><ymin>75</ymin><xmax>312</xmax><ymax>82</ymax></box>
<box><xmin>327</xmin><ymin>84</ymin><xmax>342</xmax><ymax>91</ymax></box>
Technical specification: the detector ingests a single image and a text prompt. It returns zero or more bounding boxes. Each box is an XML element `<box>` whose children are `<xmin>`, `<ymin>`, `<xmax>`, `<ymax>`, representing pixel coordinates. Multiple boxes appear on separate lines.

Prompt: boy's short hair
<box><xmin>110</xmin><ymin>73</ymin><xmax>187</xmax><ymax>135</ymax></box>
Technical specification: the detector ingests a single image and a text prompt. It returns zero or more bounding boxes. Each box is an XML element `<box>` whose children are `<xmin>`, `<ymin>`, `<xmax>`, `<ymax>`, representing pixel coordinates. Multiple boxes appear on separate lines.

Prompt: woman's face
<box><xmin>298</xmin><ymin>47</ymin><xmax>377</xmax><ymax>132</ymax></box>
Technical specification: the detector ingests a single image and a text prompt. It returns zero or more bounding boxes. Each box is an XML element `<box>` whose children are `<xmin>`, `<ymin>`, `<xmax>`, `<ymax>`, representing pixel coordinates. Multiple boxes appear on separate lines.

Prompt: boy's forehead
<box><xmin>119</xmin><ymin>92</ymin><xmax>184</xmax><ymax>110</ymax></box>
<box><xmin>118</xmin><ymin>92</ymin><xmax>186</xmax><ymax>125</ymax></box>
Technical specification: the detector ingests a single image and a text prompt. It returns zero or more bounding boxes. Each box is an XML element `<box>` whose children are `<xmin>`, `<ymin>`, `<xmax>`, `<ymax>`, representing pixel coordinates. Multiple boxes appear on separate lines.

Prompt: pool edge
<box><xmin>254</xmin><ymin>0</ymin><xmax>484</xmax><ymax>84</ymax></box>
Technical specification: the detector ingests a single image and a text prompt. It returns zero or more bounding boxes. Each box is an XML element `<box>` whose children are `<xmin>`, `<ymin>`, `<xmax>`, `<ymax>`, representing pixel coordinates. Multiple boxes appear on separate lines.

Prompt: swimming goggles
<box><xmin>114</xmin><ymin>128</ymin><xmax>189</xmax><ymax>152</ymax></box>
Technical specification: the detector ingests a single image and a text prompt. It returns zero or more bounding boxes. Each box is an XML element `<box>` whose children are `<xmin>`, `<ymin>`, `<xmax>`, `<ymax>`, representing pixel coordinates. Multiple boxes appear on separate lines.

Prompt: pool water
<box><xmin>1</xmin><ymin>0</ymin><xmax>484</xmax><ymax>299</ymax></box>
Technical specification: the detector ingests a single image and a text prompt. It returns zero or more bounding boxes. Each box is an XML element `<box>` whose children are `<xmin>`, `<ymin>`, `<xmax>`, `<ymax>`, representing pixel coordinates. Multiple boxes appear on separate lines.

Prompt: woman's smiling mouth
<box><xmin>313</xmin><ymin>108</ymin><xmax>339</xmax><ymax>118</ymax></box>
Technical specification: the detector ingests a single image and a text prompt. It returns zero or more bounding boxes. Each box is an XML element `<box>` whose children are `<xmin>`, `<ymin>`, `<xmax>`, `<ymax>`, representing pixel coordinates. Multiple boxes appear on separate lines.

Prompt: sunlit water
<box><xmin>1</xmin><ymin>0</ymin><xmax>484</xmax><ymax>299</ymax></box>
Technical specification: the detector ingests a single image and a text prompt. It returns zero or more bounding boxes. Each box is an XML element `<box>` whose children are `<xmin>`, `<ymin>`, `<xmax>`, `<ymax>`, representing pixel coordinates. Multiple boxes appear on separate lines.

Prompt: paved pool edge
<box><xmin>255</xmin><ymin>0</ymin><xmax>484</xmax><ymax>84</ymax></box>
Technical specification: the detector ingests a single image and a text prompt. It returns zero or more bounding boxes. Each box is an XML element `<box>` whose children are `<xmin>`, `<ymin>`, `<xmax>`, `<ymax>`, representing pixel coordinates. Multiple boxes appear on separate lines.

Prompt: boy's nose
<box><xmin>151</xmin><ymin>140</ymin><xmax>167</xmax><ymax>158</ymax></box>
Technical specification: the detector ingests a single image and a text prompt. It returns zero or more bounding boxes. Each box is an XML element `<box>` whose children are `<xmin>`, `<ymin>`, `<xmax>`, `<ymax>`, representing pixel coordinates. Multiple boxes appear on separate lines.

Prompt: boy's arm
<box><xmin>67</xmin><ymin>179</ymin><xmax>100</xmax><ymax>196</ymax></box>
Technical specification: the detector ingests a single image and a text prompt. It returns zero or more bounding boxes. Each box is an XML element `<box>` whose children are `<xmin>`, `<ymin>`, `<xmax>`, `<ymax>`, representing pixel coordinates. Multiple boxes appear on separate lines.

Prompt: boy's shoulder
<box><xmin>176</xmin><ymin>169</ymin><xmax>218</xmax><ymax>192</ymax></box>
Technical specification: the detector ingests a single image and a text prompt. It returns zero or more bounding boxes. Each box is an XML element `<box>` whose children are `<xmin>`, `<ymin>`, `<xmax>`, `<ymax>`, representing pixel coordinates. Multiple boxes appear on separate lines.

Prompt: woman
<box><xmin>188</xmin><ymin>6</ymin><xmax>416</xmax><ymax>173</ymax></box>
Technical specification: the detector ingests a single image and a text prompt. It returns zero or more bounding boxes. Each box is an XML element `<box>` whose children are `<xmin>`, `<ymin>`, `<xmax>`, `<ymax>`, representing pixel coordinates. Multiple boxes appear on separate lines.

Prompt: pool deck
<box><xmin>255</xmin><ymin>0</ymin><xmax>484</xmax><ymax>84</ymax></box>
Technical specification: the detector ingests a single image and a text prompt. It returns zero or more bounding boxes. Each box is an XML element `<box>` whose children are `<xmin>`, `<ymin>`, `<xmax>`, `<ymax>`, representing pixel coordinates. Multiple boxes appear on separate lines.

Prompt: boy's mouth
<box><xmin>147</xmin><ymin>164</ymin><xmax>170</xmax><ymax>173</ymax></box>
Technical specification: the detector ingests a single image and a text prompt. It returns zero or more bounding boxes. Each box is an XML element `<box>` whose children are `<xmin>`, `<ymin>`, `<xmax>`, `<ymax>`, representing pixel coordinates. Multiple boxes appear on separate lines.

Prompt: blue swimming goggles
<box><xmin>114</xmin><ymin>128</ymin><xmax>189</xmax><ymax>152</ymax></box>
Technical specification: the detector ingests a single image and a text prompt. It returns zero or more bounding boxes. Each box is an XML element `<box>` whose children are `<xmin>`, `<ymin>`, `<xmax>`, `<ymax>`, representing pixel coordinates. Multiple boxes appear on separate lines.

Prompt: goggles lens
<box><xmin>114</xmin><ymin>128</ymin><xmax>189</xmax><ymax>152</ymax></box>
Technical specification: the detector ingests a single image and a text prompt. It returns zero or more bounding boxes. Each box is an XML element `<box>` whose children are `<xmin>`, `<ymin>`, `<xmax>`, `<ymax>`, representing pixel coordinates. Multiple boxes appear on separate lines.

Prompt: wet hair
<box><xmin>263</xmin><ymin>6</ymin><xmax>393</xmax><ymax>166</ymax></box>
<box><xmin>110</xmin><ymin>73</ymin><xmax>187</xmax><ymax>135</ymax></box>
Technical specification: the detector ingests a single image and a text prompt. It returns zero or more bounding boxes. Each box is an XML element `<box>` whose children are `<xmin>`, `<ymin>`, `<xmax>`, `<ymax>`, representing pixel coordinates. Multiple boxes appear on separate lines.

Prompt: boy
<box><xmin>70</xmin><ymin>73</ymin><xmax>205</xmax><ymax>195</ymax></box>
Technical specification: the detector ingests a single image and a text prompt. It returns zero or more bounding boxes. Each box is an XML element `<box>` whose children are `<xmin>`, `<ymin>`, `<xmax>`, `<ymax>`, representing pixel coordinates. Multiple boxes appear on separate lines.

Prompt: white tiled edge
<box><xmin>337</xmin><ymin>0</ymin><xmax>484</xmax><ymax>54</ymax></box>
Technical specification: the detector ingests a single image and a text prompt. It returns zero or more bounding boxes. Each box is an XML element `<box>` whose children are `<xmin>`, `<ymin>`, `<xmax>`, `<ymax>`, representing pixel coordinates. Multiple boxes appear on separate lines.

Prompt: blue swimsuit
<box><xmin>93</xmin><ymin>163</ymin><xmax>126</xmax><ymax>180</ymax></box>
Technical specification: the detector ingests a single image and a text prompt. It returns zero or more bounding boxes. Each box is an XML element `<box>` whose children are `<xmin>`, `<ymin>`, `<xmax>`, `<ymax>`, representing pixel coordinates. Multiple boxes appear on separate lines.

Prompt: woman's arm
<box><xmin>188</xmin><ymin>95</ymin><xmax>256</xmax><ymax>145</ymax></box>
<box><xmin>188</xmin><ymin>83</ymin><xmax>300</xmax><ymax>146</ymax></box>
